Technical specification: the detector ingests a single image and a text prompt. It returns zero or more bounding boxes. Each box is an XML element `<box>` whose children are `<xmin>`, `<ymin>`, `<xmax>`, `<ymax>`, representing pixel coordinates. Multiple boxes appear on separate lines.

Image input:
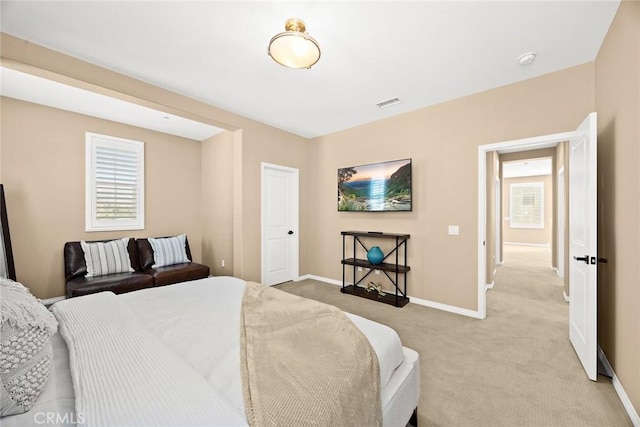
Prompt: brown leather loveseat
<box><xmin>64</xmin><ymin>236</ymin><xmax>210</xmax><ymax>298</ymax></box>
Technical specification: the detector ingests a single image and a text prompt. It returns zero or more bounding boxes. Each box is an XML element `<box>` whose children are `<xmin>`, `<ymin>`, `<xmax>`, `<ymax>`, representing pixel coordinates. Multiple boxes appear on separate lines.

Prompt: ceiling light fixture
<box><xmin>268</xmin><ymin>18</ymin><xmax>321</xmax><ymax>69</ymax></box>
<box><xmin>518</xmin><ymin>51</ymin><xmax>537</xmax><ymax>65</ymax></box>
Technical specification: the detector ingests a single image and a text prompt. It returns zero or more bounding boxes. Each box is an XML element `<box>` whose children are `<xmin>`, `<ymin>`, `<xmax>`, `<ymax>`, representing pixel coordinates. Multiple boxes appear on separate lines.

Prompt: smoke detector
<box><xmin>518</xmin><ymin>51</ymin><xmax>537</xmax><ymax>65</ymax></box>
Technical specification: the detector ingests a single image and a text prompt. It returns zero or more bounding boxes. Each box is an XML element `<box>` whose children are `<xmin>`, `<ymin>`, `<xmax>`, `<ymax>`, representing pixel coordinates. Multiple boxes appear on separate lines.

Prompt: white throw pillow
<box><xmin>148</xmin><ymin>234</ymin><xmax>189</xmax><ymax>268</ymax></box>
<box><xmin>0</xmin><ymin>278</ymin><xmax>58</xmax><ymax>416</ymax></box>
<box><xmin>81</xmin><ymin>238</ymin><xmax>134</xmax><ymax>278</ymax></box>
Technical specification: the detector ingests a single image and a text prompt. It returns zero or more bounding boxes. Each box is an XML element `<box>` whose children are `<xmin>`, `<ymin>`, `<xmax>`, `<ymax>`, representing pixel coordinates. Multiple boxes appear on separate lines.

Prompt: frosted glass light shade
<box><xmin>268</xmin><ymin>18</ymin><xmax>321</xmax><ymax>69</ymax></box>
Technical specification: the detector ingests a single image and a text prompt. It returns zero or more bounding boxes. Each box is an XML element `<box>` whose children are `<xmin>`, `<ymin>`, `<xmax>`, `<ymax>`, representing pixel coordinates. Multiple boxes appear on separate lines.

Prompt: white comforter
<box><xmin>52</xmin><ymin>291</ymin><xmax>246</xmax><ymax>426</ymax></box>
<box><xmin>51</xmin><ymin>277</ymin><xmax>406</xmax><ymax>426</ymax></box>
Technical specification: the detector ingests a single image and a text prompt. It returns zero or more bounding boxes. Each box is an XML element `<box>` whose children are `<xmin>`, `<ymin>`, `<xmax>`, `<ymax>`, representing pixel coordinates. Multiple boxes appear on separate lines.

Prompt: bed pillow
<box><xmin>148</xmin><ymin>234</ymin><xmax>189</xmax><ymax>268</ymax></box>
<box><xmin>0</xmin><ymin>278</ymin><xmax>58</xmax><ymax>416</ymax></box>
<box><xmin>81</xmin><ymin>238</ymin><xmax>134</xmax><ymax>278</ymax></box>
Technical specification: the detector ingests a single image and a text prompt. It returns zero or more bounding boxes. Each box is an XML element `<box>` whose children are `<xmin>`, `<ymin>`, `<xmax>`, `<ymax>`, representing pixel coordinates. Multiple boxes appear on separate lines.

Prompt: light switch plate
<box><xmin>448</xmin><ymin>225</ymin><xmax>460</xmax><ymax>235</ymax></box>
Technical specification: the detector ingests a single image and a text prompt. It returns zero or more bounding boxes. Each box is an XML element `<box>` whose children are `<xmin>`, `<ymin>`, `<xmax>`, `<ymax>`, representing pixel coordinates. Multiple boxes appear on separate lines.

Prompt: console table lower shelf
<box><xmin>340</xmin><ymin>284</ymin><xmax>410</xmax><ymax>308</ymax></box>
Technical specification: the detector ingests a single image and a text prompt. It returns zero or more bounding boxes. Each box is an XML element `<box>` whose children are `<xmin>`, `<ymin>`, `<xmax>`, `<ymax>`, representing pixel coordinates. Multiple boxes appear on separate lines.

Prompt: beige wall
<box><xmin>239</xmin><ymin>126</ymin><xmax>311</xmax><ymax>282</ymax></box>
<box><xmin>201</xmin><ymin>131</ymin><xmax>235</xmax><ymax>276</ymax></box>
<box><xmin>594</xmin><ymin>0</ymin><xmax>640</xmax><ymax>414</ymax></box>
<box><xmin>0</xmin><ymin>97</ymin><xmax>203</xmax><ymax>298</ymax></box>
<box><xmin>309</xmin><ymin>64</ymin><xmax>594</xmax><ymax>310</ymax></box>
<box><xmin>1</xmin><ymin>33</ymin><xmax>310</xmax><ymax>287</ymax></box>
<box><xmin>502</xmin><ymin>174</ymin><xmax>553</xmax><ymax>246</ymax></box>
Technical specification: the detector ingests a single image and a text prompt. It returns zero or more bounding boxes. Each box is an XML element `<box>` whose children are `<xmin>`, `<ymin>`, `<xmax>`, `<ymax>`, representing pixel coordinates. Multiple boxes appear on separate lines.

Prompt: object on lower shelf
<box><xmin>367</xmin><ymin>246</ymin><xmax>384</xmax><ymax>264</ymax></box>
<box><xmin>366</xmin><ymin>281</ymin><xmax>385</xmax><ymax>297</ymax></box>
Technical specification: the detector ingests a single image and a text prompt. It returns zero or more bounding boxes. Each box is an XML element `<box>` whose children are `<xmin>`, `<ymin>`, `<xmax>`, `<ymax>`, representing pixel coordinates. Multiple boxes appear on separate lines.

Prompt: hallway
<box><xmin>493</xmin><ymin>244</ymin><xmax>565</xmax><ymax>309</ymax></box>
<box><xmin>484</xmin><ymin>244</ymin><xmax>630</xmax><ymax>425</ymax></box>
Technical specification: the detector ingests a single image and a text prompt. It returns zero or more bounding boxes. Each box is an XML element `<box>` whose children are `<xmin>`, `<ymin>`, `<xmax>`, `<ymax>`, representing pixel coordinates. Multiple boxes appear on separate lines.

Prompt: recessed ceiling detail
<box><xmin>0</xmin><ymin>67</ymin><xmax>224</xmax><ymax>141</ymax></box>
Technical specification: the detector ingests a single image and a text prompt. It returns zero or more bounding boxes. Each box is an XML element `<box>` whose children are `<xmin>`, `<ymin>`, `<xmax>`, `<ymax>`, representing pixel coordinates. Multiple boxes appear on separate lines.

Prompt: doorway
<box><xmin>501</xmin><ymin>156</ymin><xmax>554</xmax><ymax>269</ymax></box>
<box><xmin>261</xmin><ymin>163</ymin><xmax>299</xmax><ymax>286</ymax></box>
<box><xmin>478</xmin><ymin>112</ymin><xmax>599</xmax><ymax>381</ymax></box>
<box><xmin>477</xmin><ymin>131</ymin><xmax>575</xmax><ymax>318</ymax></box>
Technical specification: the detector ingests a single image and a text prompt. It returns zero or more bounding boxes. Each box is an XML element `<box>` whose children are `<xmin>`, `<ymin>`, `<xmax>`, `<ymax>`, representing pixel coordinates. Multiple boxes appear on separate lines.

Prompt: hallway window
<box><xmin>510</xmin><ymin>182</ymin><xmax>543</xmax><ymax>228</ymax></box>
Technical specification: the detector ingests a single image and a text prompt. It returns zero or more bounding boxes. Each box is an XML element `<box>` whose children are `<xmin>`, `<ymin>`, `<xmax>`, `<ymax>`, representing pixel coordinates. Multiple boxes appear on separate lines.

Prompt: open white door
<box><xmin>568</xmin><ymin>112</ymin><xmax>598</xmax><ymax>381</ymax></box>
<box><xmin>261</xmin><ymin>163</ymin><xmax>299</xmax><ymax>286</ymax></box>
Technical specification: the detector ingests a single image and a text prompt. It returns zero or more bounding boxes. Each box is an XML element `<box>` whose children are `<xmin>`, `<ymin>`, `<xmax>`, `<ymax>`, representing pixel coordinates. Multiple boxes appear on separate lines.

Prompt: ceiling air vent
<box><xmin>375</xmin><ymin>98</ymin><xmax>402</xmax><ymax>109</ymax></box>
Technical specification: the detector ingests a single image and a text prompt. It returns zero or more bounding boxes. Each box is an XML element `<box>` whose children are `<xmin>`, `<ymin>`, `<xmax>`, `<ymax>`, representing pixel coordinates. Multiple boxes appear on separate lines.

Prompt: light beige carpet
<box><xmin>276</xmin><ymin>245</ymin><xmax>632</xmax><ymax>426</ymax></box>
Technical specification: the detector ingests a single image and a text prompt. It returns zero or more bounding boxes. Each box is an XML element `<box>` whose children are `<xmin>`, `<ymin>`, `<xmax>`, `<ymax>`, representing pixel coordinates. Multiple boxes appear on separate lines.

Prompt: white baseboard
<box><xmin>41</xmin><ymin>296</ymin><xmax>65</xmax><ymax>306</ymax></box>
<box><xmin>295</xmin><ymin>274</ymin><xmax>344</xmax><ymax>286</ymax></box>
<box><xmin>562</xmin><ymin>290</ymin><xmax>570</xmax><ymax>303</ymax></box>
<box><xmin>409</xmin><ymin>295</ymin><xmax>484</xmax><ymax>319</ymax></box>
<box><xmin>553</xmin><ymin>268</ymin><xmax>564</xmax><ymax>279</ymax></box>
<box><xmin>297</xmin><ymin>275</ymin><xmax>483</xmax><ymax>319</ymax></box>
<box><xmin>598</xmin><ymin>346</ymin><xmax>640</xmax><ymax>426</ymax></box>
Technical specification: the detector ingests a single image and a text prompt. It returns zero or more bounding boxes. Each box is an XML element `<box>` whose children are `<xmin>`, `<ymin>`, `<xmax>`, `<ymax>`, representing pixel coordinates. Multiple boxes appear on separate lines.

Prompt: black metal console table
<box><xmin>340</xmin><ymin>231</ymin><xmax>410</xmax><ymax>307</ymax></box>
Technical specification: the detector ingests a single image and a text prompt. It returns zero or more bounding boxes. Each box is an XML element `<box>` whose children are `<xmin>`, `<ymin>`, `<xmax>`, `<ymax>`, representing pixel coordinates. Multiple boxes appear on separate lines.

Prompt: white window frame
<box><xmin>509</xmin><ymin>182</ymin><xmax>544</xmax><ymax>229</ymax></box>
<box><xmin>85</xmin><ymin>132</ymin><xmax>145</xmax><ymax>232</ymax></box>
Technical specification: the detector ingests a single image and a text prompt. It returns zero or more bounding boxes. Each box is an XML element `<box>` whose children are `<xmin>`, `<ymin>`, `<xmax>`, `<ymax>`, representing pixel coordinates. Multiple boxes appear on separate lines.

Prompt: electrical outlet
<box><xmin>374</xmin><ymin>269</ymin><xmax>380</xmax><ymax>275</ymax></box>
<box><xmin>357</xmin><ymin>266</ymin><xmax>362</xmax><ymax>272</ymax></box>
<box><xmin>221</xmin><ymin>259</ymin><xmax>225</xmax><ymax>268</ymax></box>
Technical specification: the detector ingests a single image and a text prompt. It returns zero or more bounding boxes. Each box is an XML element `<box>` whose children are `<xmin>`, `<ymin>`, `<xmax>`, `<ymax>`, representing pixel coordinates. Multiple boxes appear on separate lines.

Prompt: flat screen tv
<box><xmin>338</xmin><ymin>158</ymin><xmax>412</xmax><ymax>212</ymax></box>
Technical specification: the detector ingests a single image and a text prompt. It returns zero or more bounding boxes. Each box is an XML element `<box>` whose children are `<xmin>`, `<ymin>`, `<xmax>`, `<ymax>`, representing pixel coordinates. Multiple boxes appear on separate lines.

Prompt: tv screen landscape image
<box><xmin>338</xmin><ymin>159</ymin><xmax>412</xmax><ymax>212</ymax></box>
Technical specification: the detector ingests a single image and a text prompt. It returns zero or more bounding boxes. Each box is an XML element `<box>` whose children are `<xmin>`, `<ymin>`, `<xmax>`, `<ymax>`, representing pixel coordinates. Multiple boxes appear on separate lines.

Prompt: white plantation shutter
<box><xmin>510</xmin><ymin>182</ymin><xmax>543</xmax><ymax>229</ymax></box>
<box><xmin>86</xmin><ymin>133</ymin><xmax>144</xmax><ymax>231</ymax></box>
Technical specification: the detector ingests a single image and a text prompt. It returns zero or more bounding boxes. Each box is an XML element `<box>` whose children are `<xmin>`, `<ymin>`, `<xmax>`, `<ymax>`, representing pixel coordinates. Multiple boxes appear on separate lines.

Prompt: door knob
<box><xmin>288</xmin><ymin>230</ymin><xmax>294</xmax><ymax>235</ymax></box>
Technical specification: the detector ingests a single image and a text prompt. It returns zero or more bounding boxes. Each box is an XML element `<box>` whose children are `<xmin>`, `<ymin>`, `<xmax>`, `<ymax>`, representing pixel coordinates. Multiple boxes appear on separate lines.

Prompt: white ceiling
<box><xmin>0</xmin><ymin>1</ymin><xmax>621</xmax><ymax>139</ymax></box>
<box><xmin>503</xmin><ymin>158</ymin><xmax>552</xmax><ymax>178</ymax></box>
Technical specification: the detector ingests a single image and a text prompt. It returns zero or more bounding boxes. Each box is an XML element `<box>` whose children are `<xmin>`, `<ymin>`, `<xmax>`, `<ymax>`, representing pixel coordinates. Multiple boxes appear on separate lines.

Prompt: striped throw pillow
<box><xmin>148</xmin><ymin>234</ymin><xmax>189</xmax><ymax>268</ymax></box>
<box><xmin>80</xmin><ymin>238</ymin><xmax>134</xmax><ymax>278</ymax></box>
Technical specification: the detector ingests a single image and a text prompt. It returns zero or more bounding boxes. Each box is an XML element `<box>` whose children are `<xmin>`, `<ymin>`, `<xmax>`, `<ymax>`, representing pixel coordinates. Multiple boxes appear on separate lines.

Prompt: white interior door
<box><xmin>568</xmin><ymin>112</ymin><xmax>598</xmax><ymax>381</ymax></box>
<box><xmin>261</xmin><ymin>163</ymin><xmax>299</xmax><ymax>286</ymax></box>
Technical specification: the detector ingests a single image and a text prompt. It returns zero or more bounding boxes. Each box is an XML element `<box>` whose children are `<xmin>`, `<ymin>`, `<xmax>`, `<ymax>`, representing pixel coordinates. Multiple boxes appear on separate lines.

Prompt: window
<box><xmin>86</xmin><ymin>132</ymin><xmax>144</xmax><ymax>232</ymax></box>
<box><xmin>510</xmin><ymin>182</ymin><xmax>543</xmax><ymax>229</ymax></box>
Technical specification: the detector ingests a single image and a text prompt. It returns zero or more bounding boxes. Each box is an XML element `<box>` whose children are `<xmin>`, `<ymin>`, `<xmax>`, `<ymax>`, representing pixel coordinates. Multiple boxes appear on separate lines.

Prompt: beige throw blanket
<box><xmin>240</xmin><ymin>282</ymin><xmax>382</xmax><ymax>427</ymax></box>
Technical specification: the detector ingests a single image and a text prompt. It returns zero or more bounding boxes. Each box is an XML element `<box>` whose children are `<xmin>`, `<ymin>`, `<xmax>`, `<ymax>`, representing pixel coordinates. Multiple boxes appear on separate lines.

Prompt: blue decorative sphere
<box><xmin>367</xmin><ymin>246</ymin><xmax>384</xmax><ymax>265</ymax></box>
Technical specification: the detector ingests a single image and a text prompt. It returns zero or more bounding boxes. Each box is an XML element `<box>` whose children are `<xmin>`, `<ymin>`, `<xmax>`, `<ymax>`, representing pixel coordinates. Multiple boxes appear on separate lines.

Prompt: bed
<box><xmin>2</xmin><ymin>276</ymin><xmax>420</xmax><ymax>426</ymax></box>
